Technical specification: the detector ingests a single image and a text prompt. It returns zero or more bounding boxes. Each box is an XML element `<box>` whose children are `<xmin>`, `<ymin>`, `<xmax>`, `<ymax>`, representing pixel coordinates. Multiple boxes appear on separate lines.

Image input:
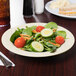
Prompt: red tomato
<box><xmin>36</xmin><ymin>26</ymin><xmax>45</xmax><ymax>32</ymax></box>
<box><xmin>55</xmin><ymin>36</ymin><xmax>65</xmax><ymax>45</ymax></box>
<box><xmin>14</xmin><ymin>37</ymin><xmax>26</xmax><ymax>48</ymax></box>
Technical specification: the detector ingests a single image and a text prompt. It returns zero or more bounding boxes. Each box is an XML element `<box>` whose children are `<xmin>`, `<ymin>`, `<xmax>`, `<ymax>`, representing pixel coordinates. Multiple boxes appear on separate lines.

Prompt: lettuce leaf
<box><xmin>44</xmin><ymin>22</ymin><xmax>58</xmax><ymax>29</ymax></box>
<box><xmin>10</xmin><ymin>30</ymin><xmax>20</xmax><ymax>43</ymax></box>
<box><xmin>34</xmin><ymin>33</ymin><xmax>41</xmax><ymax>39</ymax></box>
<box><xmin>30</xmin><ymin>26</ymin><xmax>37</xmax><ymax>30</ymax></box>
<box><xmin>57</xmin><ymin>31</ymin><xmax>66</xmax><ymax>39</ymax></box>
<box><xmin>22</xmin><ymin>26</ymin><xmax>37</xmax><ymax>36</ymax></box>
<box><xmin>22</xmin><ymin>27</ymin><xmax>32</xmax><ymax>36</ymax></box>
<box><xmin>10</xmin><ymin>28</ymin><xmax>24</xmax><ymax>43</ymax></box>
<box><xmin>44</xmin><ymin>42</ymin><xmax>57</xmax><ymax>52</ymax></box>
<box><xmin>24</xmin><ymin>44</ymin><xmax>33</xmax><ymax>52</ymax></box>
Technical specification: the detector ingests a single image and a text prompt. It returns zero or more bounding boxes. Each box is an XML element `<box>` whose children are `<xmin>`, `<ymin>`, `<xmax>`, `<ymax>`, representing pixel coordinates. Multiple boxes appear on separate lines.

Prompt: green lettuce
<box><xmin>44</xmin><ymin>22</ymin><xmax>58</xmax><ymax>29</ymax></box>
<box><xmin>10</xmin><ymin>30</ymin><xmax>20</xmax><ymax>43</ymax></box>
<box><xmin>57</xmin><ymin>31</ymin><xmax>66</xmax><ymax>38</ymax></box>
<box><xmin>22</xmin><ymin>26</ymin><xmax>37</xmax><ymax>36</ymax></box>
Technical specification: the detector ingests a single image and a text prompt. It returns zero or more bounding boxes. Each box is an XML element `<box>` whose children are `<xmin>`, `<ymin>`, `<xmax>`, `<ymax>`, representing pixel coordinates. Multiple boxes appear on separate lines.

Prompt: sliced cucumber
<box><xmin>41</xmin><ymin>28</ymin><xmax>53</xmax><ymax>37</ymax></box>
<box><xmin>31</xmin><ymin>41</ymin><xmax>44</xmax><ymax>52</ymax></box>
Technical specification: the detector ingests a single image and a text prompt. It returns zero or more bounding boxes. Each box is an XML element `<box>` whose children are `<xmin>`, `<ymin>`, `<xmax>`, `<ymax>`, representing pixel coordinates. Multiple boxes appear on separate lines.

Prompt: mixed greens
<box><xmin>10</xmin><ymin>22</ymin><xmax>66</xmax><ymax>52</ymax></box>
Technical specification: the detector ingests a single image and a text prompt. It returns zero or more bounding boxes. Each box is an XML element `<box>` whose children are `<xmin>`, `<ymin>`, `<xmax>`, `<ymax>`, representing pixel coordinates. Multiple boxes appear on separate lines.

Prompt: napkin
<box><xmin>10</xmin><ymin>0</ymin><xmax>26</xmax><ymax>28</ymax></box>
<box><xmin>0</xmin><ymin>52</ymin><xmax>15</xmax><ymax>67</ymax></box>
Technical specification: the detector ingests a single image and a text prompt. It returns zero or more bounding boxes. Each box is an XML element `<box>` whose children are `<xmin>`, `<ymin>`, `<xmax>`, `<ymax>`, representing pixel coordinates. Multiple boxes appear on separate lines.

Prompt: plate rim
<box><xmin>1</xmin><ymin>23</ymin><xmax>75</xmax><ymax>57</ymax></box>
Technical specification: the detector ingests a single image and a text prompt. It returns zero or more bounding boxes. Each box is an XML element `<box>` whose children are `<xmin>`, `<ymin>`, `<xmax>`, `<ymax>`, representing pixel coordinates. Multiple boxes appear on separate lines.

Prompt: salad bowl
<box><xmin>1</xmin><ymin>23</ymin><xmax>75</xmax><ymax>57</ymax></box>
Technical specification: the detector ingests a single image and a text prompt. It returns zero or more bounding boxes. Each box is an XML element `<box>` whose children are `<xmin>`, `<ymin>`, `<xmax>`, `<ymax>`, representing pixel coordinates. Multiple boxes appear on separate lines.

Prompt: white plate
<box><xmin>1</xmin><ymin>23</ymin><xmax>75</xmax><ymax>57</ymax></box>
<box><xmin>45</xmin><ymin>0</ymin><xmax>76</xmax><ymax>19</ymax></box>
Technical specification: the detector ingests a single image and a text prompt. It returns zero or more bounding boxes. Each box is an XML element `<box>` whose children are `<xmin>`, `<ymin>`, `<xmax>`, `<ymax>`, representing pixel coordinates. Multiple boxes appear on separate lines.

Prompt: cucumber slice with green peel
<box><xmin>31</xmin><ymin>41</ymin><xmax>44</xmax><ymax>52</ymax></box>
<box><xmin>41</xmin><ymin>28</ymin><xmax>53</xmax><ymax>37</ymax></box>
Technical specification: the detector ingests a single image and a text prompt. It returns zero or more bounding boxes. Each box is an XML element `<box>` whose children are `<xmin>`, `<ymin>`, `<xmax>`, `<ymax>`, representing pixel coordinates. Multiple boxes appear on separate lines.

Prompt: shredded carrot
<box><xmin>53</xmin><ymin>29</ymin><xmax>57</xmax><ymax>32</ymax></box>
<box><xmin>20</xmin><ymin>34</ymin><xmax>30</xmax><ymax>37</ymax></box>
<box><xmin>49</xmin><ymin>41</ymin><xmax>60</xmax><ymax>47</ymax></box>
<box><xmin>20</xmin><ymin>34</ymin><xmax>23</xmax><ymax>37</ymax></box>
<box><xmin>32</xmin><ymin>29</ymin><xmax>37</xmax><ymax>33</ymax></box>
<box><xmin>20</xmin><ymin>48</ymin><xmax>25</xmax><ymax>50</ymax></box>
<box><xmin>20</xmin><ymin>34</ymin><xmax>32</xmax><ymax>40</ymax></box>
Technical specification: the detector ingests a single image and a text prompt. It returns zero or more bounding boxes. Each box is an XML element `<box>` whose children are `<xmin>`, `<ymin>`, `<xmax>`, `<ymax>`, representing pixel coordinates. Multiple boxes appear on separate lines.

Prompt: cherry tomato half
<box><xmin>36</xmin><ymin>26</ymin><xmax>45</xmax><ymax>32</ymax></box>
<box><xmin>14</xmin><ymin>37</ymin><xmax>26</xmax><ymax>48</ymax></box>
<box><xmin>55</xmin><ymin>36</ymin><xmax>65</xmax><ymax>45</ymax></box>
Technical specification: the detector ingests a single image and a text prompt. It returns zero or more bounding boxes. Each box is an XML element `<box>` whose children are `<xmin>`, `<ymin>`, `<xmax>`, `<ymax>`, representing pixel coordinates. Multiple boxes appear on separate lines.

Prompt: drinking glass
<box><xmin>0</xmin><ymin>0</ymin><xmax>10</xmax><ymax>26</ymax></box>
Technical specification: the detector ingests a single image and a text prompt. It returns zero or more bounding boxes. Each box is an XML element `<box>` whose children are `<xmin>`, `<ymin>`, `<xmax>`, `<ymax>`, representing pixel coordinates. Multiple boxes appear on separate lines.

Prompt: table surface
<box><xmin>0</xmin><ymin>0</ymin><xmax>76</xmax><ymax>76</ymax></box>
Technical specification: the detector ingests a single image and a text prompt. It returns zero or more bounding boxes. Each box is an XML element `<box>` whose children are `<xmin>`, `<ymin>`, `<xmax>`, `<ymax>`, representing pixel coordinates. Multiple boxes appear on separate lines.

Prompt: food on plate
<box><xmin>41</xmin><ymin>28</ymin><xmax>53</xmax><ymax>37</ymax></box>
<box><xmin>50</xmin><ymin>0</ymin><xmax>70</xmax><ymax>9</ymax></box>
<box><xmin>14</xmin><ymin>37</ymin><xmax>26</xmax><ymax>48</ymax></box>
<box><xmin>31</xmin><ymin>41</ymin><xmax>44</xmax><ymax>52</ymax></box>
<box><xmin>50</xmin><ymin>0</ymin><xmax>76</xmax><ymax>16</ymax></box>
<box><xmin>10</xmin><ymin>22</ymin><xmax>67</xmax><ymax>52</ymax></box>
<box><xmin>36</xmin><ymin>26</ymin><xmax>45</xmax><ymax>32</ymax></box>
<box><xmin>55</xmin><ymin>36</ymin><xmax>65</xmax><ymax>44</ymax></box>
<box><xmin>59</xmin><ymin>11</ymin><xmax>76</xmax><ymax>16</ymax></box>
<box><xmin>59</xmin><ymin>4</ymin><xmax>76</xmax><ymax>16</ymax></box>
<box><xmin>59</xmin><ymin>4</ymin><xmax>76</xmax><ymax>11</ymax></box>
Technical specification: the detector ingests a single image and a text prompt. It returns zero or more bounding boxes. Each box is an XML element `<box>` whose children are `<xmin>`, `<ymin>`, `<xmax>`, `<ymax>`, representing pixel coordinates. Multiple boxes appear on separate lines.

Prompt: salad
<box><xmin>10</xmin><ymin>22</ymin><xmax>66</xmax><ymax>52</ymax></box>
